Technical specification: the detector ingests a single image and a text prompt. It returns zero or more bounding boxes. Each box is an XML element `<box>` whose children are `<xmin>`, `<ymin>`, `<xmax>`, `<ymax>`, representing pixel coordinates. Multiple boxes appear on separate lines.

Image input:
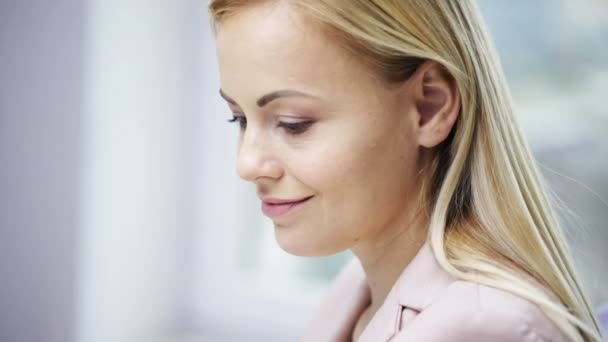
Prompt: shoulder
<box><xmin>394</xmin><ymin>281</ymin><xmax>568</xmax><ymax>342</ymax></box>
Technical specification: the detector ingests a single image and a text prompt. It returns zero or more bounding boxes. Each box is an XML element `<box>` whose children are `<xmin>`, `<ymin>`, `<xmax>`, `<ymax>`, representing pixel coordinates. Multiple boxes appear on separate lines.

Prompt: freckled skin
<box><xmin>216</xmin><ymin>2</ymin><xmax>425</xmax><ymax>257</ymax></box>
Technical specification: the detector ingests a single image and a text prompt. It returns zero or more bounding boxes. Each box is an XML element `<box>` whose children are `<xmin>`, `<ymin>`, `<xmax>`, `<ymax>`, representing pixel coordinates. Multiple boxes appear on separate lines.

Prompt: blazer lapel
<box><xmin>396</xmin><ymin>244</ymin><xmax>455</xmax><ymax>312</ymax></box>
<box><xmin>358</xmin><ymin>243</ymin><xmax>455</xmax><ymax>341</ymax></box>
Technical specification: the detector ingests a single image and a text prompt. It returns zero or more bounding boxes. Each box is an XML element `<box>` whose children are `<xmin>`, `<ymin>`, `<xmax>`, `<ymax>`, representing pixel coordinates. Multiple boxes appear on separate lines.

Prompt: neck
<box><xmin>351</xmin><ymin>207</ymin><xmax>428</xmax><ymax>315</ymax></box>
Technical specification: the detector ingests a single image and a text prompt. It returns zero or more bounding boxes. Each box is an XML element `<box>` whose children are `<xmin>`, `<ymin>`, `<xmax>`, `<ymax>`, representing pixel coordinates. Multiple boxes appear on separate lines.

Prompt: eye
<box><xmin>227</xmin><ymin>115</ymin><xmax>247</xmax><ymax>130</ymax></box>
<box><xmin>278</xmin><ymin>120</ymin><xmax>314</xmax><ymax>135</ymax></box>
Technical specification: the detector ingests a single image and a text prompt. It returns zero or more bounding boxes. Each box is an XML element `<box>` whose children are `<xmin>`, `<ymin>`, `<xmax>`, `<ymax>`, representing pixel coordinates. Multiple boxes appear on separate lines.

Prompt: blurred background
<box><xmin>0</xmin><ymin>0</ymin><xmax>607</xmax><ymax>341</ymax></box>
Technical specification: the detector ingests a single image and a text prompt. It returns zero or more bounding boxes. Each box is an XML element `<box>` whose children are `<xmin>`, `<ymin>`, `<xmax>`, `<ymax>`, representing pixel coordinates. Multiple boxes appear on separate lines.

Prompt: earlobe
<box><xmin>412</xmin><ymin>62</ymin><xmax>461</xmax><ymax>148</ymax></box>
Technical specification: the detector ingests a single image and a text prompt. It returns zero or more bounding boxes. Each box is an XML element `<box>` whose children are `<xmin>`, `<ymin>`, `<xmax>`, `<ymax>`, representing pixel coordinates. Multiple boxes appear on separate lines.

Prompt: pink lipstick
<box><xmin>261</xmin><ymin>196</ymin><xmax>312</xmax><ymax>218</ymax></box>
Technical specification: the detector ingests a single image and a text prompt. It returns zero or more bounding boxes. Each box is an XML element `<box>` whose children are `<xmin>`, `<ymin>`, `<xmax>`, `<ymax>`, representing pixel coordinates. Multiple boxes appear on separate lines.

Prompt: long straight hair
<box><xmin>209</xmin><ymin>1</ymin><xmax>602</xmax><ymax>340</ymax></box>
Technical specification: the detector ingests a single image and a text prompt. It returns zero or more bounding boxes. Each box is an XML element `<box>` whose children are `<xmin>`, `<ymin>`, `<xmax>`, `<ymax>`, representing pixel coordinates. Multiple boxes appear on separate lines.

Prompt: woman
<box><xmin>209</xmin><ymin>0</ymin><xmax>602</xmax><ymax>341</ymax></box>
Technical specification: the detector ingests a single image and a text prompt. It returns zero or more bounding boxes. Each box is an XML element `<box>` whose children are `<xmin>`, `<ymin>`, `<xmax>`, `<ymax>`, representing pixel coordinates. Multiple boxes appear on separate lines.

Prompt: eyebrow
<box><xmin>219</xmin><ymin>89</ymin><xmax>317</xmax><ymax>108</ymax></box>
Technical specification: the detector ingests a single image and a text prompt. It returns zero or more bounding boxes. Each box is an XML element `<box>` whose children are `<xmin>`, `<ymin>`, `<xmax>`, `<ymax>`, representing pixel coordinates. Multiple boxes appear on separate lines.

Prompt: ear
<box><xmin>408</xmin><ymin>61</ymin><xmax>461</xmax><ymax>148</ymax></box>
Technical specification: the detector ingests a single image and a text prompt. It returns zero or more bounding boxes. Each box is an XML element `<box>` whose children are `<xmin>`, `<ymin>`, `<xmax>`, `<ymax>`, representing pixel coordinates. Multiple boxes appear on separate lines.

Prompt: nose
<box><xmin>236</xmin><ymin>130</ymin><xmax>282</xmax><ymax>182</ymax></box>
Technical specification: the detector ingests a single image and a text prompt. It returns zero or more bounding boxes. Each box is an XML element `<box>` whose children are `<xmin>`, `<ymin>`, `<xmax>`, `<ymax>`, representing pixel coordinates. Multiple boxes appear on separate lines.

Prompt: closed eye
<box><xmin>278</xmin><ymin>120</ymin><xmax>314</xmax><ymax>135</ymax></box>
<box><xmin>228</xmin><ymin>115</ymin><xmax>314</xmax><ymax>135</ymax></box>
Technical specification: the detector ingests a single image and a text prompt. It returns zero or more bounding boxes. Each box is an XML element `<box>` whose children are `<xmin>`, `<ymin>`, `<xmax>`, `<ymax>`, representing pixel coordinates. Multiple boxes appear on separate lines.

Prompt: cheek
<box><xmin>275</xmin><ymin>118</ymin><xmax>419</xmax><ymax>255</ymax></box>
<box><xmin>319</xmin><ymin>132</ymin><xmax>419</xmax><ymax>230</ymax></box>
<box><xmin>288</xmin><ymin>148</ymin><xmax>363</xmax><ymax>229</ymax></box>
<box><xmin>274</xmin><ymin>144</ymin><xmax>373</xmax><ymax>254</ymax></box>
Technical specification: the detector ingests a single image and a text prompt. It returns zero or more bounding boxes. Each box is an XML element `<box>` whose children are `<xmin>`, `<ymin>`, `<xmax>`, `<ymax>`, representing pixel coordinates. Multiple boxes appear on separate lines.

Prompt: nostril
<box><xmin>237</xmin><ymin>159</ymin><xmax>283</xmax><ymax>183</ymax></box>
<box><xmin>236</xmin><ymin>134</ymin><xmax>283</xmax><ymax>181</ymax></box>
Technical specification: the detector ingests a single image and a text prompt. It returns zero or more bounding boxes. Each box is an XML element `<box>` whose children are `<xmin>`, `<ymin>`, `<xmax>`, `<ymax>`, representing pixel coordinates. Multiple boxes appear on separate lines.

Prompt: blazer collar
<box><xmin>358</xmin><ymin>243</ymin><xmax>455</xmax><ymax>342</ymax></box>
<box><xmin>395</xmin><ymin>243</ymin><xmax>455</xmax><ymax>311</ymax></box>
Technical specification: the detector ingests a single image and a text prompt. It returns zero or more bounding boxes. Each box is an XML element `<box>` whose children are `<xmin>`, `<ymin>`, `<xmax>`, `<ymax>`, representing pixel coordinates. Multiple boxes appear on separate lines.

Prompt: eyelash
<box><xmin>227</xmin><ymin>116</ymin><xmax>247</xmax><ymax>130</ymax></box>
<box><xmin>227</xmin><ymin>116</ymin><xmax>314</xmax><ymax>135</ymax></box>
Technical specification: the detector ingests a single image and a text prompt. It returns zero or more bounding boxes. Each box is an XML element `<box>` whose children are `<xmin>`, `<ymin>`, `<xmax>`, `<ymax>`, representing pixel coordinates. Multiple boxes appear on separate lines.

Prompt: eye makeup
<box><xmin>227</xmin><ymin>115</ymin><xmax>315</xmax><ymax>136</ymax></box>
<box><xmin>278</xmin><ymin>120</ymin><xmax>315</xmax><ymax>135</ymax></box>
<box><xmin>228</xmin><ymin>115</ymin><xmax>247</xmax><ymax>130</ymax></box>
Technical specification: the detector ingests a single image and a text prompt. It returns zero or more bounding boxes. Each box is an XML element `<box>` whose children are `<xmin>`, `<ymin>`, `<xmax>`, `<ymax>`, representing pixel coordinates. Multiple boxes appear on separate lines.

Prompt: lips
<box><xmin>261</xmin><ymin>196</ymin><xmax>312</xmax><ymax>218</ymax></box>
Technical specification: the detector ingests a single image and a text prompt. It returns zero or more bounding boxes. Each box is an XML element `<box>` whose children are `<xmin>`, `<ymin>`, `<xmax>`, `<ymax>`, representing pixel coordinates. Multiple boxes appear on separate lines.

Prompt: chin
<box><xmin>273</xmin><ymin>223</ymin><xmax>345</xmax><ymax>257</ymax></box>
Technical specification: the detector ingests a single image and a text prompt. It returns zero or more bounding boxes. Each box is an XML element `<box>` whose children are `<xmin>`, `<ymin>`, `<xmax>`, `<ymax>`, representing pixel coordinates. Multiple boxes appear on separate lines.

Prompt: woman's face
<box><xmin>216</xmin><ymin>2</ymin><xmax>424</xmax><ymax>256</ymax></box>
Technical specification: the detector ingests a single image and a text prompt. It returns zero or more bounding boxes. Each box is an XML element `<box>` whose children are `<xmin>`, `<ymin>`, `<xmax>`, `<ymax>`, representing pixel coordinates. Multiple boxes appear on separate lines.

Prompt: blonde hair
<box><xmin>209</xmin><ymin>0</ymin><xmax>602</xmax><ymax>340</ymax></box>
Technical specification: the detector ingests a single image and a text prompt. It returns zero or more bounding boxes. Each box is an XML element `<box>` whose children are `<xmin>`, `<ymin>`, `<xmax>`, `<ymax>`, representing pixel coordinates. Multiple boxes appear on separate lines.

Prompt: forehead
<box><xmin>215</xmin><ymin>2</ymin><xmax>368</xmax><ymax>102</ymax></box>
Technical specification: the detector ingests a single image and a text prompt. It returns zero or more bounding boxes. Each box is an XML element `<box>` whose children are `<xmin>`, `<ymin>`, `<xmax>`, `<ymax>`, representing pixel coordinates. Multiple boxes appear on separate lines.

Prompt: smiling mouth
<box><xmin>261</xmin><ymin>196</ymin><xmax>313</xmax><ymax>218</ymax></box>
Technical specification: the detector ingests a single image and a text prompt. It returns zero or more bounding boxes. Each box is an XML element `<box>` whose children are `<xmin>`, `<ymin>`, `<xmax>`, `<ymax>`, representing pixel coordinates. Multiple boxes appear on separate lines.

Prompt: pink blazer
<box><xmin>301</xmin><ymin>244</ymin><xmax>568</xmax><ymax>341</ymax></box>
